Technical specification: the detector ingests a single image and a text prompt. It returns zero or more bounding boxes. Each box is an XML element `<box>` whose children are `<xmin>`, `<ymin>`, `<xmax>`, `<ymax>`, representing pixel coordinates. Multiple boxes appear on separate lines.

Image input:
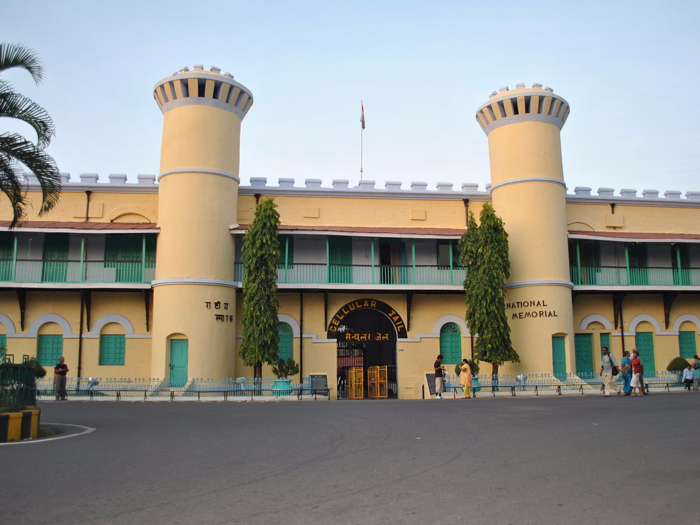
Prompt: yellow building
<box><xmin>1</xmin><ymin>69</ymin><xmax>699</xmax><ymax>399</ymax></box>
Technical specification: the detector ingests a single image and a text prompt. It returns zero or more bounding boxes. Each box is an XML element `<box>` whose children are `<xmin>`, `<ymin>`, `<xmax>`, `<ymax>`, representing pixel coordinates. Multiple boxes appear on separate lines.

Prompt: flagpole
<box><xmin>360</xmin><ymin>125</ymin><xmax>364</xmax><ymax>181</ymax></box>
<box><xmin>360</xmin><ymin>100</ymin><xmax>364</xmax><ymax>181</ymax></box>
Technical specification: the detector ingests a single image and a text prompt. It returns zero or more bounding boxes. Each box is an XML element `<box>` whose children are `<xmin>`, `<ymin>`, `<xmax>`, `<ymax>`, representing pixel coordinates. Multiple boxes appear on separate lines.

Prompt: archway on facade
<box><xmin>328</xmin><ymin>298</ymin><xmax>407</xmax><ymax>400</ymax></box>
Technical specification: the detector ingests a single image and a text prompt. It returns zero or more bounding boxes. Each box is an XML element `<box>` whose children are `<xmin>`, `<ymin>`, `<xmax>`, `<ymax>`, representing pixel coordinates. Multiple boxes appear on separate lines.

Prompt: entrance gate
<box><xmin>330</xmin><ymin>299</ymin><xmax>405</xmax><ymax>399</ymax></box>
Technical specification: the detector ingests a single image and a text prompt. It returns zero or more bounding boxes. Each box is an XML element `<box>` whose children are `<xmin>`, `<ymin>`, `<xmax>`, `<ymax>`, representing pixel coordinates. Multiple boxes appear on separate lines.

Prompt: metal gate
<box><xmin>335</xmin><ymin>306</ymin><xmax>397</xmax><ymax>399</ymax></box>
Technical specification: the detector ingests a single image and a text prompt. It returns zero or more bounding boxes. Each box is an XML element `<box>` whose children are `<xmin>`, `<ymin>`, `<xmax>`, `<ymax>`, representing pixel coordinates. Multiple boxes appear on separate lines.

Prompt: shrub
<box><xmin>271</xmin><ymin>358</ymin><xmax>300</xmax><ymax>379</ymax></box>
<box><xmin>667</xmin><ymin>356</ymin><xmax>690</xmax><ymax>372</ymax></box>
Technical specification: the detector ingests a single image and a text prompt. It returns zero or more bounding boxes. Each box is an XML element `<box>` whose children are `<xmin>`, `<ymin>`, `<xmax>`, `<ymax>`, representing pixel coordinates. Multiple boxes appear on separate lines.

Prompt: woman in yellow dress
<box><xmin>459</xmin><ymin>359</ymin><xmax>473</xmax><ymax>399</ymax></box>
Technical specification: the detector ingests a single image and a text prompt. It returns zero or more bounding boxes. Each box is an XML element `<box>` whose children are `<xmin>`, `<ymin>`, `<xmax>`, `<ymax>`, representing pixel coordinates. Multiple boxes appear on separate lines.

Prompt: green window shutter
<box><xmin>105</xmin><ymin>235</ymin><xmax>142</xmax><ymax>282</ymax></box>
<box><xmin>0</xmin><ymin>233</ymin><xmax>13</xmax><ymax>281</ymax></box>
<box><xmin>37</xmin><ymin>335</ymin><xmax>63</xmax><ymax>367</ymax></box>
<box><xmin>277</xmin><ymin>235</ymin><xmax>294</xmax><ymax>267</ymax></box>
<box><xmin>41</xmin><ymin>234</ymin><xmax>69</xmax><ymax>283</ymax></box>
<box><xmin>0</xmin><ymin>334</ymin><xmax>6</xmax><ymax>363</ymax></box>
<box><xmin>679</xmin><ymin>331</ymin><xmax>697</xmax><ymax>359</ymax></box>
<box><xmin>600</xmin><ymin>333</ymin><xmax>610</xmax><ymax>353</ymax></box>
<box><xmin>328</xmin><ymin>236</ymin><xmax>352</xmax><ymax>283</ymax></box>
<box><xmin>145</xmin><ymin>234</ymin><xmax>157</xmax><ymax>269</ymax></box>
<box><xmin>439</xmin><ymin>323</ymin><xmax>461</xmax><ymax>364</ymax></box>
<box><xmin>100</xmin><ymin>335</ymin><xmax>125</xmax><ymax>365</ymax></box>
<box><xmin>277</xmin><ymin>323</ymin><xmax>293</xmax><ymax>361</ymax></box>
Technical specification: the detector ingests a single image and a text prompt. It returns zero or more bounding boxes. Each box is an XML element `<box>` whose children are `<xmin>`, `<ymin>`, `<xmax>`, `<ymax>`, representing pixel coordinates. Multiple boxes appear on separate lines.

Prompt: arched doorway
<box><xmin>328</xmin><ymin>299</ymin><xmax>407</xmax><ymax>399</ymax></box>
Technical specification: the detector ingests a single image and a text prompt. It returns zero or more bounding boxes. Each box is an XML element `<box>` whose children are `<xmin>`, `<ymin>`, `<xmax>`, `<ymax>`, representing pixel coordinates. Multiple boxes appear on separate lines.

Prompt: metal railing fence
<box><xmin>32</xmin><ymin>371</ymin><xmax>684</xmax><ymax>401</ymax></box>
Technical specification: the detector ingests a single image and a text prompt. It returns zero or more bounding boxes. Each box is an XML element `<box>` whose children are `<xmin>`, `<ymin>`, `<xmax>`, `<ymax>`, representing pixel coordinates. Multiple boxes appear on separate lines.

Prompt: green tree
<box><xmin>459</xmin><ymin>203</ymin><xmax>519</xmax><ymax>375</ymax></box>
<box><xmin>239</xmin><ymin>198</ymin><xmax>281</xmax><ymax>380</ymax></box>
<box><xmin>1</xmin><ymin>43</ymin><xmax>61</xmax><ymax>228</ymax></box>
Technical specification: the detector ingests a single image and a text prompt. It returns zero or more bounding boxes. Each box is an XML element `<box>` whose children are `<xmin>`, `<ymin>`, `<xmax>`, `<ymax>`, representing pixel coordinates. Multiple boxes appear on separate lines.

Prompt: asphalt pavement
<box><xmin>2</xmin><ymin>392</ymin><xmax>699</xmax><ymax>525</ymax></box>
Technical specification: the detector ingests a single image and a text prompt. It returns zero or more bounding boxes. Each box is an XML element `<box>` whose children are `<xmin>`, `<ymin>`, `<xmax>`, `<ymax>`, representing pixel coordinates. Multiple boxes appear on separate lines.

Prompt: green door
<box><xmin>552</xmin><ymin>336</ymin><xmax>566</xmax><ymax>378</ymax></box>
<box><xmin>169</xmin><ymin>340</ymin><xmax>188</xmax><ymax>386</ymax></box>
<box><xmin>38</xmin><ymin>335</ymin><xmax>63</xmax><ymax>368</ymax></box>
<box><xmin>42</xmin><ymin>234</ymin><xmax>69</xmax><ymax>283</ymax></box>
<box><xmin>574</xmin><ymin>334</ymin><xmax>593</xmax><ymax>375</ymax></box>
<box><xmin>328</xmin><ymin>236</ymin><xmax>352</xmax><ymax>284</ymax></box>
<box><xmin>679</xmin><ymin>331</ymin><xmax>697</xmax><ymax>359</ymax></box>
<box><xmin>439</xmin><ymin>323</ymin><xmax>461</xmax><ymax>364</ymax></box>
<box><xmin>278</xmin><ymin>323</ymin><xmax>293</xmax><ymax>361</ymax></box>
<box><xmin>635</xmin><ymin>332</ymin><xmax>656</xmax><ymax>374</ymax></box>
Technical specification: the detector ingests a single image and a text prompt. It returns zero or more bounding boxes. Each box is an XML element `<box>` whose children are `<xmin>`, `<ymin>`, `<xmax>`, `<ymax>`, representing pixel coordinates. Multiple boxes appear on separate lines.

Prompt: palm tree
<box><xmin>0</xmin><ymin>43</ymin><xmax>61</xmax><ymax>228</ymax></box>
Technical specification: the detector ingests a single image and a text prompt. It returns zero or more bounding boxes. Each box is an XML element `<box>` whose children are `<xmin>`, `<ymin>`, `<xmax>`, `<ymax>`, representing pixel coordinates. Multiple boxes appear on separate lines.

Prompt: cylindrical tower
<box><xmin>151</xmin><ymin>65</ymin><xmax>253</xmax><ymax>380</ymax></box>
<box><xmin>475</xmin><ymin>83</ymin><xmax>574</xmax><ymax>375</ymax></box>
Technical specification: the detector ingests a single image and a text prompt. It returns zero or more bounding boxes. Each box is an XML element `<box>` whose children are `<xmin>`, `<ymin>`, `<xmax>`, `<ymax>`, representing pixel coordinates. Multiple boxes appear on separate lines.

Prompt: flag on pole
<box><xmin>360</xmin><ymin>102</ymin><xmax>366</xmax><ymax>130</ymax></box>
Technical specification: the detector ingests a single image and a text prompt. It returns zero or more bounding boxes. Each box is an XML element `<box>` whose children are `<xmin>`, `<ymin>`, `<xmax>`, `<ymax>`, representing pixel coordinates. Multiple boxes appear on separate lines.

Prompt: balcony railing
<box><xmin>0</xmin><ymin>259</ymin><xmax>155</xmax><ymax>284</ymax></box>
<box><xmin>570</xmin><ymin>266</ymin><xmax>700</xmax><ymax>287</ymax></box>
<box><xmin>235</xmin><ymin>262</ymin><xmax>467</xmax><ymax>286</ymax></box>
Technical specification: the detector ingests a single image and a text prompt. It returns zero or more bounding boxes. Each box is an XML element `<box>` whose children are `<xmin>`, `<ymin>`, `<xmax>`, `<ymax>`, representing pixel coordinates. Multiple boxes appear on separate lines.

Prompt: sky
<box><xmin>3</xmin><ymin>0</ymin><xmax>700</xmax><ymax>195</ymax></box>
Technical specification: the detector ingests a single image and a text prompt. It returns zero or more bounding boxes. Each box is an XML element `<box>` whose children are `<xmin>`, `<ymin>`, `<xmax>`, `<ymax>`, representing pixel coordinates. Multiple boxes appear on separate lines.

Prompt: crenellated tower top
<box><xmin>153</xmin><ymin>64</ymin><xmax>254</xmax><ymax>120</ymax></box>
<box><xmin>475</xmin><ymin>83</ymin><xmax>570</xmax><ymax>136</ymax></box>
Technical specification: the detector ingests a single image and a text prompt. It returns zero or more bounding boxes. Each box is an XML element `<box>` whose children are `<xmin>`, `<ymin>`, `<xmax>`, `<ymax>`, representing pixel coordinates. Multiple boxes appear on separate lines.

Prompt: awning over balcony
<box><xmin>0</xmin><ymin>221</ymin><xmax>159</xmax><ymax>234</ymax></box>
<box><xmin>569</xmin><ymin>230</ymin><xmax>700</xmax><ymax>243</ymax></box>
<box><xmin>230</xmin><ymin>224</ymin><xmax>465</xmax><ymax>239</ymax></box>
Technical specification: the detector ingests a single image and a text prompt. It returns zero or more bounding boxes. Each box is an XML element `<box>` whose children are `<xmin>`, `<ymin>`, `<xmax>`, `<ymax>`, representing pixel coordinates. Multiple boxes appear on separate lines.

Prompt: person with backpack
<box><xmin>600</xmin><ymin>347</ymin><xmax>621</xmax><ymax>396</ymax></box>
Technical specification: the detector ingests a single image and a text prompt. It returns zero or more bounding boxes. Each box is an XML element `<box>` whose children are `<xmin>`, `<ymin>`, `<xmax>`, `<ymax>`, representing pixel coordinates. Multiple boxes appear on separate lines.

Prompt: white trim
<box><xmin>481</xmin><ymin>114</ymin><xmax>565</xmax><ymax>135</ymax></box>
<box><xmin>506</xmin><ymin>279</ymin><xmax>574</xmax><ymax>289</ymax></box>
<box><xmin>574</xmin><ymin>285</ymin><xmax>700</xmax><ymax>292</ymax></box>
<box><xmin>0</xmin><ymin>314</ymin><xmax>17</xmax><ymax>336</ymax></box>
<box><xmin>568</xmin><ymin>233</ymin><xmax>700</xmax><ymax>244</ymax></box>
<box><xmin>230</xmin><ymin>229</ymin><xmax>464</xmax><ymax>240</ymax></box>
<box><xmin>88</xmin><ymin>315</ymin><xmax>135</xmax><ymax>336</ymax></box>
<box><xmin>152</xmin><ymin>278</ymin><xmax>237</xmax><ymax>288</ymax></box>
<box><xmin>672</xmin><ymin>314</ymin><xmax>700</xmax><ymax>334</ymax></box>
<box><xmin>579</xmin><ymin>314</ymin><xmax>613</xmax><ymax>330</ymax></box>
<box><xmin>27</xmin><ymin>314</ymin><xmax>73</xmax><ymax>338</ymax></box>
<box><xmin>277</xmin><ymin>314</ymin><xmax>301</xmax><ymax>338</ymax></box>
<box><xmin>491</xmin><ymin>177</ymin><xmax>566</xmax><ymax>192</ymax></box>
<box><xmin>0</xmin><ymin>227</ymin><xmax>159</xmax><ymax>234</ymax></box>
<box><xmin>158</xmin><ymin>168</ymin><xmax>240</xmax><ymax>182</ymax></box>
<box><xmin>628</xmin><ymin>314</ymin><xmax>663</xmax><ymax>335</ymax></box>
<box><xmin>158</xmin><ymin>97</ymin><xmax>248</xmax><ymax>119</ymax></box>
<box><xmin>433</xmin><ymin>315</ymin><xmax>471</xmax><ymax>336</ymax></box>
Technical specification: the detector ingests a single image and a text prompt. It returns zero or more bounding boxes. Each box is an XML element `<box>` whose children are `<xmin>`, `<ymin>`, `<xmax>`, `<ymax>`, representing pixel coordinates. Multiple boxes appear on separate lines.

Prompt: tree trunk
<box><xmin>254</xmin><ymin>362</ymin><xmax>262</xmax><ymax>395</ymax></box>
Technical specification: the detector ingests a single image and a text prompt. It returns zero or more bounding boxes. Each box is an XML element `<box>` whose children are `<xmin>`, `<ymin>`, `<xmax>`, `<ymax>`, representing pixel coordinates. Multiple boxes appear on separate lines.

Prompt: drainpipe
<box><xmin>77</xmin><ymin>292</ymin><xmax>85</xmax><ymax>381</ymax></box>
<box><xmin>84</xmin><ymin>191</ymin><xmax>92</xmax><ymax>221</ymax></box>
<box><xmin>299</xmin><ymin>293</ymin><xmax>304</xmax><ymax>379</ymax></box>
<box><xmin>463</xmin><ymin>199</ymin><xmax>470</xmax><ymax>225</ymax></box>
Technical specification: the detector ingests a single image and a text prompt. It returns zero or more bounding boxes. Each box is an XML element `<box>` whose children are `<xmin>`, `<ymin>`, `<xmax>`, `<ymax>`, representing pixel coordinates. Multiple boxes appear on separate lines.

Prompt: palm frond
<box><xmin>0</xmin><ymin>91</ymin><xmax>55</xmax><ymax>148</ymax></box>
<box><xmin>0</xmin><ymin>133</ymin><xmax>61</xmax><ymax>221</ymax></box>
<box><xmin>0</xmin><ymin>155</ymin><xmax>27</xmax><ymax>228</ymax></box>
<box><xmin>0</xmin><ymin>43</ymin><xmax>44</xmax><ymax>83</ymax></box>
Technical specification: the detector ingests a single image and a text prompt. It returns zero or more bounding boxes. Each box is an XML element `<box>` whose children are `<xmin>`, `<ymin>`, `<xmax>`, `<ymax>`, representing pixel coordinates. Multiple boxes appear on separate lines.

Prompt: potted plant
<box><xmin>271</xmin><ymin>358</ymin><xmax>299</xmax><ymax>396</ymax></box>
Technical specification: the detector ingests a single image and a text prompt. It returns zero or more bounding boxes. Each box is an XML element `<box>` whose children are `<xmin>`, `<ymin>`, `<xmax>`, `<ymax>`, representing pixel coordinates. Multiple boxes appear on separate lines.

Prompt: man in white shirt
<box><xmin>682</xmin><ymin>364</ymin><xmax>694</xmax><ymax>391</ymax></box>
<box><xmin>600</xmin><ymin>347</ymin><xmax>621</xmax><ymax>397</ymax></box>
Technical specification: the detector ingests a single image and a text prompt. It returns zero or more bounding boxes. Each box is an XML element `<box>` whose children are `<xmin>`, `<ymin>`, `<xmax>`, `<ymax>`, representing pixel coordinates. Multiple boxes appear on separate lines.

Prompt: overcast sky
<box><xmin>3</xmin><ymin>0</ymin><xmax>699</xmax><ymax>195</ymax></box>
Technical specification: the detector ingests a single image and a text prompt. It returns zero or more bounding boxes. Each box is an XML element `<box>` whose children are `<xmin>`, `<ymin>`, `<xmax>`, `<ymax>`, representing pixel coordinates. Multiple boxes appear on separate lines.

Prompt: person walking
<box><xmin>620</xmin><ymin>350</ymin><xmax>632</xmax><ymax>395</ymax></box>
<box><xmin>434</xmin><ymin>355</ymin><xmax>445</xmax><ymax>399</ymax></box>
<box><xmin>600</xmin><ymin>347</ymin><xmax>621</xmax><ymax>396</ymax></box>
<box><xmin>459</xmin><ymin>358</ymin><xmax>473</xmax><ymax>399</ymax></box>
<box><xmin>54</xmin><ymin>356</ymin><xmax>69</xmax><ymax>401</ymax></box>
<box><xmin>682</xmin><ymin>364</ymin><xmax>694</xmax><ymax>391</ymax></box>
<box><xmin>693</xmin><ymin>355</ymin><xmax>700</xmax><ymax>392</ymax></box>
<box><xmin>630</xmin><ymin>349</ymin><xmax>644</xmax><ymax>396</ymax></box>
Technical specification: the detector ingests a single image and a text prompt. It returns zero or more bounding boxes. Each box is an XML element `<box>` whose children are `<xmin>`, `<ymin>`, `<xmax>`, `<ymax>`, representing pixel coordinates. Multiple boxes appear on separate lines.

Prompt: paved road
<box><xmin>2</xmin><ymin>393</ymin><xmax>699</xmax><ymax>525</ymax></box>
